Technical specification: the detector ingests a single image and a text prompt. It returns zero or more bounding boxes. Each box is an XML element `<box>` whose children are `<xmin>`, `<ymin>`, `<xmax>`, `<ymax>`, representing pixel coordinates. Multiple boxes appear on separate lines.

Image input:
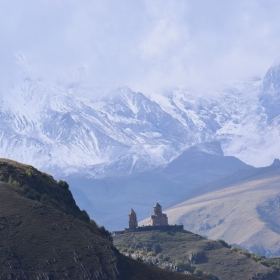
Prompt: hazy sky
<box><xmin>1</xmin><ymin>0</ymin><xmax>280</xmax><ymax>92</ymax></box>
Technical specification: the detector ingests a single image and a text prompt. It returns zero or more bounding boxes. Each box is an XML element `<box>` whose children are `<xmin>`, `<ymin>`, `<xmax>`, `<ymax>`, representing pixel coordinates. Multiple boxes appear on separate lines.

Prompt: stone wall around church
<box><xmin>122</xmin><ymin>224</ymin><xmax>184</xmax><ymax>233</ymax></box>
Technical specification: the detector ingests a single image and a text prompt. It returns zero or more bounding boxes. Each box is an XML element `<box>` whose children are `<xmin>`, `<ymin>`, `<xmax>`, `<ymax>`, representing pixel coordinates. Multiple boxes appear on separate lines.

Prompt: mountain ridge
<box><xmin>1</xmin><ymin>60</ymin><xmax>280</xmax><ymax>177</ymax></box>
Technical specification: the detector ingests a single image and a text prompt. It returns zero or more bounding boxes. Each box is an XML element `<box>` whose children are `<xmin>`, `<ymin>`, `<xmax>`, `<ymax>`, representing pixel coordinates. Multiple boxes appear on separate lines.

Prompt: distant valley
<box><xmin>66</xmin><ymin>141</ymin><xmax>252</xmax><ymax>230</ymax></box>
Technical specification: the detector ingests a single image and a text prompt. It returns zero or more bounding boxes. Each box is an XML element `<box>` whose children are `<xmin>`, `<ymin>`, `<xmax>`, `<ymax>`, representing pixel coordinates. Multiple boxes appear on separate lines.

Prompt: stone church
<box><xmin>112</xmin><ymin>202</ymin><xmax>183</xmax><ymax>234</ymax></box>
<box><xmin>128</xmin><ymin>202</ymin><xmax>168</xmax><ymax>229</ymax></box>
<box><xmin>149</xmin><ymin>202</ymin><xmax>168</xmax><ymax>226</ymax></box>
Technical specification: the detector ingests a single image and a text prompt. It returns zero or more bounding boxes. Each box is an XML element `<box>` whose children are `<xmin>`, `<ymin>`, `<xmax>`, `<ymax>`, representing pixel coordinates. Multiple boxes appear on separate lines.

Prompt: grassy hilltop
<box><xmin>114</xmin><ymin>230</ymin><xmax>280</xmax><ymax>280</ymax></box>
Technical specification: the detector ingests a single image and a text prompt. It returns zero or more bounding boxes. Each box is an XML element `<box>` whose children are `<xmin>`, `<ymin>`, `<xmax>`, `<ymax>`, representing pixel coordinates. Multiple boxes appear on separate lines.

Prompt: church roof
<box><xmin>154</xmin><ymin>202</ymin><xmax>161</xmax><ymax>208</ymax></box>
<box><xmin>129</xmin><ymin>208</ymin><xmax>136</xmax><ymax>214</ymax></box>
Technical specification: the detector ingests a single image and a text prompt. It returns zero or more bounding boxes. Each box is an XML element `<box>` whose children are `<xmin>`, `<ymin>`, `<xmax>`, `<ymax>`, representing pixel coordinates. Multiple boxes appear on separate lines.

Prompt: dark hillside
<box><xmin>0</xmin><ymin>159</ymin><xmax>199</xmax><ymax>279</ymax></box>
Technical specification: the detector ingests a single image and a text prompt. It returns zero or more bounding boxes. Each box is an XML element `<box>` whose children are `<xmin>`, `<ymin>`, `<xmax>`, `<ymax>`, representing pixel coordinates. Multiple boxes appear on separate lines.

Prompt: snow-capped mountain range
<box><xmin>0</xmin><ymin>59</ymin><xmax>280</xmax><ymax>177</ymax></box>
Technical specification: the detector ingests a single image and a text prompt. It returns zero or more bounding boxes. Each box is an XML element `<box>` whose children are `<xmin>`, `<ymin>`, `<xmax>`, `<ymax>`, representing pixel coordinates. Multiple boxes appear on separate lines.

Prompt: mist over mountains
<box><xmin>3</xmin><ymin>2</ymin><xmax>280</xmax><ymax>277</ymax></box>
<box><xmin>0</xmin><ymin>59</ymin><xmax>280</xmax><ymax>179</ymax></box>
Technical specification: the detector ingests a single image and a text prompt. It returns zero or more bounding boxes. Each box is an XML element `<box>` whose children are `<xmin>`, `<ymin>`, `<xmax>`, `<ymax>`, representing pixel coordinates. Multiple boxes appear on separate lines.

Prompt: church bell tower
<box><xmin>128</xmin><ymin>208</ymin><xmax>138</xmax><ymax>229</ymax></box>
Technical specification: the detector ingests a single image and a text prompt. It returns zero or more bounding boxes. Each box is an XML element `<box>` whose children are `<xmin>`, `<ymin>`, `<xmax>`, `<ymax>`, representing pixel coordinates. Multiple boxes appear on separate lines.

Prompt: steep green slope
<box><xmin>114</xmin><ymin>230</ymin><xmax>279</xmax><ymax>280</ymax></box>
<box><xmin>0</xmin><ymin>158</ymin><xmax>199</xmax><ymax>280</ymax></box>
<box><xmin>0</xmin><ymin>158</ymin><xmax>90</xmax><ymax>222</ymax></box>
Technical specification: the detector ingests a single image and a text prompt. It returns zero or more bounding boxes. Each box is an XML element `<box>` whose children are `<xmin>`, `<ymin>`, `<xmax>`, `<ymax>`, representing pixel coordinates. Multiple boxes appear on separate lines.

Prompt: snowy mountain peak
<box><xmin>271</xmin><ymin>57</ymin><xmax>280</xmax><ymax>68</ymax></box>
<box><xmin>189</xmin><ymin>141</ymin><xmax>224</xmax><ymax>156</ymax></box>
<box><xmin>262</xmin><ymin>59</ymin><xmax>280</xmax><ymax>93</ymax></box>
<box><xmin>261</xmin><ymin>60</ymin><xmax>280</xmax><ymax>122</ymax></box>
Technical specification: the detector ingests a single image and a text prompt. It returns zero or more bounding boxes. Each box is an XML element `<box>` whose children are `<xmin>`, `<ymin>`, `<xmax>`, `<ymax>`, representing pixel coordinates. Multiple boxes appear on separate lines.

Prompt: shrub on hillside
<box><xmin>25</xmin><ymin>168</ymin><xmax>34</xmax><ymax>177</ymax></box>
<box><xmin>194</xmin><ymin>268</ymin><xmax>203</xmax><ymax>277</ymax></box>
<box><xmin>156</xmin><ymin>253</ymin><xmax>163</xmax><ymax>259</ymax></box>
<box><xmin>80</xmin><ymin>210</ymin><xmax>90</xmax><ymax>223</ymax></box>
<box><xmin>147</xmin><ymin>251</ymin><xmax>156</xmax><ymax>256</ymax></box>
<box><xmin>258</xmin><ymin>259</ymin><xmax>270</xmax><ymax>267</ymax></box>
<box><xmin>173</xmin><ymin>260</ymin><xmax>195</xmax><ymax>273</ymax></box>
<box><xmin>90</xmin><ymin>219</ymin><xmax>98</xmax><ymax>230</ymax></box>
<box><xmin>217</xmin><ymin>239</ymin><xmax>231</xmax><ymax>248</ymax></box>
<box><xmin>194</xmin><ymin>268</ymin><xmax>218</xmax><ymax>280</ymax></box>
<box><xmin>8</xmin><ymin>175</ymin><xmax>21</xmax><ymax>188</ymax></box>
<box><xmin>57</xmin><ymin>180</ymin><xmax>69</xmax><ymax>190</ymax></box>
<box><xmin>99</xmin><ymin>226</ymin><xmax>113</xmax><ymax>243</ymax></box>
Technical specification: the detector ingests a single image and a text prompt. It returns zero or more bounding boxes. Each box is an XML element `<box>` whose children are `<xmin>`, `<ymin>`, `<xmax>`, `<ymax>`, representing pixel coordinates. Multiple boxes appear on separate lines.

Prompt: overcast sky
<box><xmin>1</xmin><ymin>0</ymin><xmax>280</xmax><ymax>92</ymax></box>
